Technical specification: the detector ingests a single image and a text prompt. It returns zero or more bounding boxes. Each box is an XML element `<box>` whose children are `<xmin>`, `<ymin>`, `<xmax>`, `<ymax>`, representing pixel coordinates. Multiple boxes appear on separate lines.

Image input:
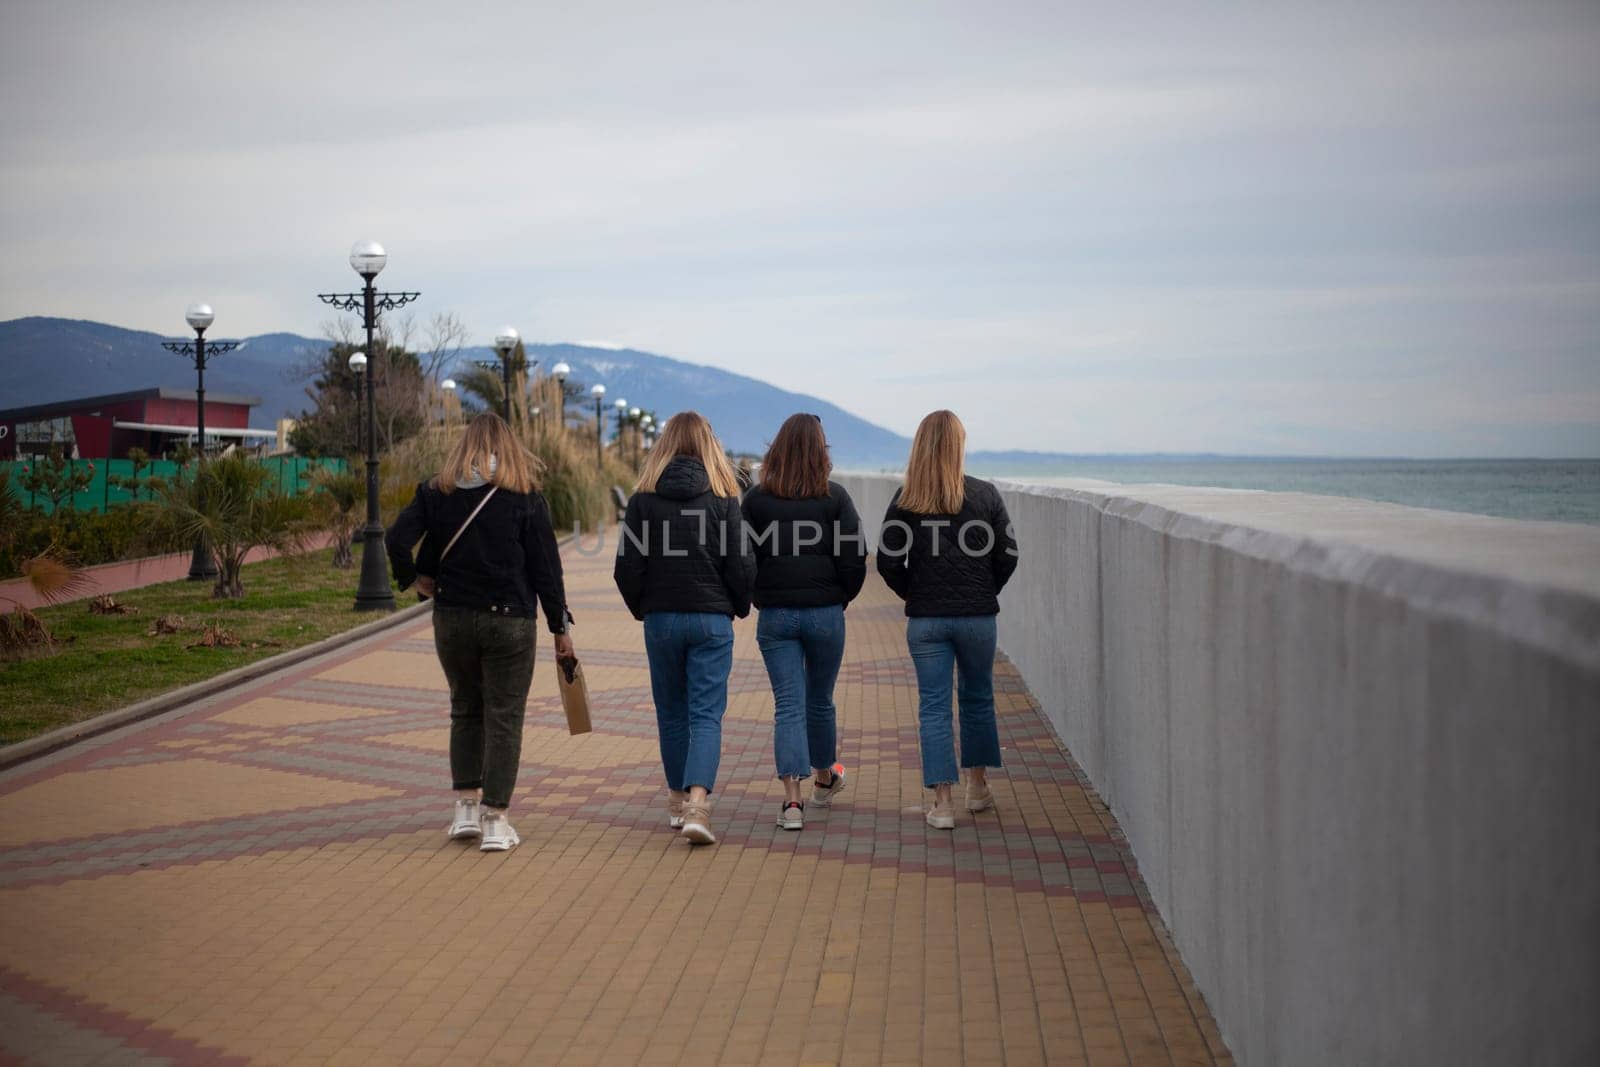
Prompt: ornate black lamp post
<box><xmin>590</xmin><ymin>383</ymin><xmax>607</xmax><ymax>467</ymax></box>
<box><xmin>318</xmin><ymin>240</ymin><xmax>418</xmax><ymax>612</ymax></box>
<box><xmin>475</xmin><ymin>326</ymin><xmax>525</xmax><ymax>423</ymax></box>
<box><xmin>161</xmin><ymin>302</ymin><xmax>238</xmax><ymax>581</ymax></box>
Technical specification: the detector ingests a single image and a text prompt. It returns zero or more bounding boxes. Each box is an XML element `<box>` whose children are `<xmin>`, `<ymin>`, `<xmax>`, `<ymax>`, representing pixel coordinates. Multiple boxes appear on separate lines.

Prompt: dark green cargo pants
<box><xmin>432</xmin><ymin>606</ymin><xmax>537</xmax><ymax>809</ymax></box>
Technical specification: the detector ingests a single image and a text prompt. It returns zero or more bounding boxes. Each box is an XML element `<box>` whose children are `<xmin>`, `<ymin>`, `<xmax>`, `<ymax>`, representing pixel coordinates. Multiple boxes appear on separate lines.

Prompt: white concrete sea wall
<box><xmin>835</xmin><ymin>472</ymin><xmax>1600</xmax><ymax>1067</ymax></box>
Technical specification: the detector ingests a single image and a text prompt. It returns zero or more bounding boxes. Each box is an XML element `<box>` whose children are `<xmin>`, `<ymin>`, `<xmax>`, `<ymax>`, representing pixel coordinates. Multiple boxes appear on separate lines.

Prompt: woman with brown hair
<box><xmin>614</xmin><ymin>411</ymin><xmax>755</xmax><ymax>845</ymax></box>
<box><xmin>877</xmin><ymin>410</ymin><xmax>1018</xmax><ymax>829</ymax></box>
<box><xmin>743</xmin><ymin>414</ymin><xmax>867</xmax><ymax>830</ymax></box>
<box><xmin>386</xmin><ymin>412</ymin><xmax>573</xmax><ymax>853</ymax></box>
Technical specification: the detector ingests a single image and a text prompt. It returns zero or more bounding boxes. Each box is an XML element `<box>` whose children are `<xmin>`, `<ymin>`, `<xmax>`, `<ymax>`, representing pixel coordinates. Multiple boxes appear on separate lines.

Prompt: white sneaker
<box><xmin>925</xmin><ymin>801</ymin><xmax>956</xmax><ymax>830</ymax></box>
<box><xmin>480</xmin><ymin>810</ymin><xmax>520</xmax><ymax>852</ymax></box>
<box><xmin>668</xmin><ymin>790</ymin><xmax>688</xmax><ymax>829</ymax></box>
<box><xmin>448</xmin><ymin>797</ymin><xmax>482</xmax><ymax>839</ymax></box>
<box><xmin>778</xmin><ymin>802</ymin><xmax>804</xmax><ymax>831</ymax></box>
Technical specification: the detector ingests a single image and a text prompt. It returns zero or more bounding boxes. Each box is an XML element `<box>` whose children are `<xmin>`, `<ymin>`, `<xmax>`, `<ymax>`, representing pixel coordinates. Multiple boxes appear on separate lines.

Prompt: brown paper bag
<box><xmin>557</xmin><ymin>655</ymin><xmax>591</xmax><ymax>736</ymax></box>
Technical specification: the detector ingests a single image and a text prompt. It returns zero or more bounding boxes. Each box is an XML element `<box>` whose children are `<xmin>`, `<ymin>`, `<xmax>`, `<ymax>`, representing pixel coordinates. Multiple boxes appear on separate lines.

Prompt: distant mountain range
<box><xmin>0</xmin><ymin>317</ymin><xmax>911</xmax><ymax>464</ymax></box>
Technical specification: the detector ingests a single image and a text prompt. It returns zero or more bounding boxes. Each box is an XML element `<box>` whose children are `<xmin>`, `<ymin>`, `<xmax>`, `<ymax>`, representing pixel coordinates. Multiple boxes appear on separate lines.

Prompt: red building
<box><xmin>0</xmin><ymin>388</ymin><xmax>275</xmax><ymax>461</ymax></box>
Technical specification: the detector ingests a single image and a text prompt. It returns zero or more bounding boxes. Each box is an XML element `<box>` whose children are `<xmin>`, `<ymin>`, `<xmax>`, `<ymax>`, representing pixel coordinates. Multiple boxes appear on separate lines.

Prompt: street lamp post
<box><xmin>551</xmin><ymin>362</ymin><xmax>570</xmax><ymax>429</ymax></box>
<box><xmin>475</xmin><ymin>327</ymin><xmax>534</xmax><ymax>425</ymax></box>
<box><xmin>349</xmin><ymin>350</ymin><xmax>368</xmax><ymax>437</ymax></box>
<box><xmin>590</xmin><ymin>383</ymin><xmax>606</xmax><ymax>467</ymax></box>
<box><xmin>613</xmin><ymin>398</ymin><xmax>628</xmax><ymax>464</ymax></box>
<box><xmin>161</xmin><ymin>302</ymin><xmax>239</xmax><ymax>581</ymax></box>
<box><xmin>628</xmin><ymin>407</ymin><xmax>641</xmax><ymax>466</ymax></box>
<box><xmin>318</xmin><ymin>240</ymin><xmax>418</xmax><ymax>612</ymax></box>
<box><xmin>350</xmin><ymin>352</ymin><xmax>366</xmax><ymax>448</ymax></box>
<box><xmin>494</xmin><ymin>327</ymin><xmax>518</xmax><ymax>423</ymax></box>
<box><xmin>440</xmin><ymin>378</ymin><xmax>457</xmax><ymax>424</ymax></box>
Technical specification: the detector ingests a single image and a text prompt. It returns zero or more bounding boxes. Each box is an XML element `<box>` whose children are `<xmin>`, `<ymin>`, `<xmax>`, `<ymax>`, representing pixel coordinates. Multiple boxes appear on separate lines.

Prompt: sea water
<box><xmin>961</xmin><ymin>457</ymin><xmax>1600</xmax><ymax>526</ymax></box>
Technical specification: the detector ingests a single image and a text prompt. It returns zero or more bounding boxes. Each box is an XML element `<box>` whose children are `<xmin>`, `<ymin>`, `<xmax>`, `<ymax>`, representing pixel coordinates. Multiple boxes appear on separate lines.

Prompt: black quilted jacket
<box><xmin>385</xmin><ymin>480</ymin><xmax>569</xmax><ymax>633</ymax></box>
<box><xmin>613</xmin><ymin>456</ymin><xmax>756</xmax><ymax>620</ymax></box>
<box><xmin>876</xmin><ymin>476</ymin><xmax>1019</xmax><ymax>617</ymax></box>
<box><xmin>742</xmin><ymin>481</ymin><xmax>868</xmax><ymax>609</ymax></box>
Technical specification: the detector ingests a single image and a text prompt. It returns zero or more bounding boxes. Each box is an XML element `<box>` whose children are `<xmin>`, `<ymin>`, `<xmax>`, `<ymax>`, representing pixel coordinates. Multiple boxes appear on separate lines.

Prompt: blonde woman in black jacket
<box><xmin>614</xmin><ymin>411</ymin><xmax>756</xmax><ymax>845</ymax></box>
<box><xmin>877</xmin><ymin>410</ymin><xmax>1018</xmax><ymax>829</ymax></box>
<box><xmin>387</xmin><ymin>413</ymin><xmax>573</xmax><ymax>854</ymax></box>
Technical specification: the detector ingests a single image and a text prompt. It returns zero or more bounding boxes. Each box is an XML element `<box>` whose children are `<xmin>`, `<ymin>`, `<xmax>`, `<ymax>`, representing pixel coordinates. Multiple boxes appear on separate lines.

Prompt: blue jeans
<box><xmin>643</xmin><ymin>611</ymin><xmax>735</xmax><ymax>793</ymax></box>
<box><xmin>907</xmin><ymin>615</ymin><xmax>1002</xmax><ymax>788</ymax></box>
<box><xmin>756</xmin><ymin>604</ymin><xmax>846</xmax><ymax>779</ymax></box>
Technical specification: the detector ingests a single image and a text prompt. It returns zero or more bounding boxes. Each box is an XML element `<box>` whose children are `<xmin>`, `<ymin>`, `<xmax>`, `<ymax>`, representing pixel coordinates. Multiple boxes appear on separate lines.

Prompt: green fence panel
<box><xmin>5</xmin><ymin>456</ymin><xmax>347</xmax><ymax>515</ymax></box>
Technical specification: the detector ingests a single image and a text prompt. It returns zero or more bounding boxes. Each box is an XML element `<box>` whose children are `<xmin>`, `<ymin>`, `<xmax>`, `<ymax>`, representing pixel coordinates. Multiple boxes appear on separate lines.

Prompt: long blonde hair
<box><xmin>433</xmin><ymin>412</ymin><xmax>541</xmax><ymax>494</ymax></box>
<box><xmin>899</xmin><ymin>410</ymin><xmax>966</xmax><ymax>513</ymax></box>
<box><xmin>636</xmin><ymin>411</ymin><xmax>742</xmax><ymax>497</ymax></box>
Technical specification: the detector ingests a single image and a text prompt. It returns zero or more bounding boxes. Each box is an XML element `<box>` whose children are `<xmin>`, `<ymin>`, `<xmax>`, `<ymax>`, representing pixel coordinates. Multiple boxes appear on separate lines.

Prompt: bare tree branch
<box><xmin>421</xmin><ymin>311</ymin><xmax>470</xmax><ymax>386</ymax></box>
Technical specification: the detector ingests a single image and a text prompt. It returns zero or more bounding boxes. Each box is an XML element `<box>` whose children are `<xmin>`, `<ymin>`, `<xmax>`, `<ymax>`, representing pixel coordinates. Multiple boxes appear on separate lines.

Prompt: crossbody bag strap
<box><xmin>440</xmin><ymin>486</ymin><xmax>499</xmax><ymax>562</ymax></box>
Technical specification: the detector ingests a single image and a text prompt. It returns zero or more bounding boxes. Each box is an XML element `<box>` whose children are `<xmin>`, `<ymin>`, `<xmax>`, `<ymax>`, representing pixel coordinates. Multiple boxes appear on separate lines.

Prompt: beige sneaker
<box><xmin>965</xmin><ymin>778</ymin><xmax>994</xmax><ymax>813</ymax></box>
<box><xmin>668</xmin><ymin>790</ymin><xmax>688</xmax><ymax>828</ymax></box>
<box><xmin>925</xmin><ymin>801</ymin><xmax>956</xmax><ymax>830</ymax></box>
<box><xmin>680</xmin><ymin>800</ymin><xmax>715</xmax><ymax>845</ymax></box>
<box><xmin>810</xmin><ymin>764</ymin><xmax>847</xmax><ymax>807</ymax></box>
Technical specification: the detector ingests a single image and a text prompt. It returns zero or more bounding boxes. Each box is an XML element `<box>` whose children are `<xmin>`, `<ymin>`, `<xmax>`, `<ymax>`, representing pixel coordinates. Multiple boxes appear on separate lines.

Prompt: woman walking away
<box><xmin>744</xmin><ymin>414</ymin><xmax>867</xmax><ymax>830</ymax></box>
<box><xmin>387</xmin><ymin>412</ymin><xmax>573</xmax><ymax>853</ymax></box>
<box><xmin>614</xmin><ymin>411</ymin><xmax>755</xmax><ymax>845</ymax></box>
<box><xmin>877</xmin><ymin>410</ymin><xmax>1018</xmax><ymax>830</ymax></box>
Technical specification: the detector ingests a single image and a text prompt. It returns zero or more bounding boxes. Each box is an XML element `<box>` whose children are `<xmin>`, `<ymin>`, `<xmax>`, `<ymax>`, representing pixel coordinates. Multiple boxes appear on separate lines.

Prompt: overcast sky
<box><xmin>2</xmin><ymin>1</ymin><xmax>1597</xmax><ymax>456</ymax></box>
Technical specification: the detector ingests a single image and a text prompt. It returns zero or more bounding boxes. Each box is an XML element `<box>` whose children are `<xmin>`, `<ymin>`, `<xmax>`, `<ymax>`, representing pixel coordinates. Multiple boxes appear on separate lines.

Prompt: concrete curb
<box><xmin>0</xmin><ymin>599</ymin><xmax>433</xmax><ymax>772</ymax></box>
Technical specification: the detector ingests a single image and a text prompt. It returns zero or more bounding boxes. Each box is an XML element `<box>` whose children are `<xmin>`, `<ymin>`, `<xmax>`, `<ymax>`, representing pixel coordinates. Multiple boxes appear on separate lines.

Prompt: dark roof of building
<box><xmin>0</xmin><ymin>387</ymin><xmax>263</xmax><ymax>423</ymax></box>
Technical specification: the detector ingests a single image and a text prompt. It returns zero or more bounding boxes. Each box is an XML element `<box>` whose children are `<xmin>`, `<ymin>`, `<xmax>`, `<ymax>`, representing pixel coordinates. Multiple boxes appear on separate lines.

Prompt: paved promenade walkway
<box><xmin>0</xmin><ymin>541</ymin><xmax>1231</xmax><ymax>1066</ymax></box>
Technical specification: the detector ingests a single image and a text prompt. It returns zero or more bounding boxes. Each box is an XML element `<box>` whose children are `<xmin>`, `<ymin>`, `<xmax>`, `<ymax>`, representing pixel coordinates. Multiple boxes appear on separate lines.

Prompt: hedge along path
<box><xmin>0</xmin><ymin>540</ymin><xmax>1231</xmax><ymax>1066</ymax></box>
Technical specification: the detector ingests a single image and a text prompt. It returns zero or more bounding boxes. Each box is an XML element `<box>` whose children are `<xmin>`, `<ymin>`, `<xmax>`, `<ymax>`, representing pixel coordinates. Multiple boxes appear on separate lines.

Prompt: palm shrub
<box><xmin>138</xmin><ymin>453</ymin><xmax>315</xmax><ymax>599</ymax></box>
<box><xmin>310</xmin><ymin>466</ymin><xmax>364</xmax><ymax>568</ymax></box>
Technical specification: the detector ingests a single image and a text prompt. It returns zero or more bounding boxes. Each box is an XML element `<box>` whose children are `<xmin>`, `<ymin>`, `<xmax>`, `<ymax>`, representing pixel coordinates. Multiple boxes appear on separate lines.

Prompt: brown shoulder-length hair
<box><xmin>636</xmin><ymin>411</ymin><xmax>743</xmax><ymax>498</ymax></box>
<box><xmin>899</xmin><ymin>410</ymin><xmax>966</xmax><ymax>514</ymax></box>
<box><xmin>432</xmin><ymin>412</ymin><xmax>541</xmax><ymax>494</ymax></box>
<box><xmin>760</xmin><ymin>413</ymin><xmax>831</xmax><ymax>499</ymax></box>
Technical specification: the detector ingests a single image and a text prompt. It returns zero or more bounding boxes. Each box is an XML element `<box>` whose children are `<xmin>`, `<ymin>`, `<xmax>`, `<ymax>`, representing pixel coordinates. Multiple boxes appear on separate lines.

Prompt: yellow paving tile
<box><xmin>315</xmin><ymin>649</ymin><xmax>449</xmax><ymax>690</ymax></box>
<box><xmin>0</xmin><ymin>757</ymin><xmax>401</xmax><ymax>846</ymax></box>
